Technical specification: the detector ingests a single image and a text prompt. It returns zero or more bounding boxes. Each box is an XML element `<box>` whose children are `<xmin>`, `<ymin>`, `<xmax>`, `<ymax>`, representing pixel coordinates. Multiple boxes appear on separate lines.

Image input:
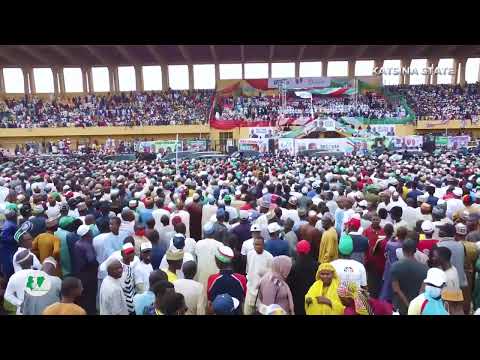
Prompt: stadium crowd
<box><xmin>0</xmin><ymin>90</ymin><xmax>214</xmax><ymax>128</ymax></box>
<box><xmin>387</xmin><ymin>84</ymin><xmax>480</xmax><ymax>121</ymax></box>
<box><xmin>1</xmin><ymin>147</ymin><xmax>480</xmax><ymax>315</ymax></box>
<box><xmin>215</xmin><ymin>94</ymin><xmax>406</xmax><ymax>123</ymax></box>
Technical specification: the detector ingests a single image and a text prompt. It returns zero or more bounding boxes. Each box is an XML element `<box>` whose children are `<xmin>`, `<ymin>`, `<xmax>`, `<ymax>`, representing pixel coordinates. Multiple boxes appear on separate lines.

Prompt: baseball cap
<box><xmin>76</xmin><ymin>224</ymin><xmax>91</xmax><ymax>237</ymax></box>
<box><xmin>423</xmin><ymin>267</ymin><xmax>446</xmax><ymax>287</ymax></box>
<box><xmin>455</xmin><ymin>223</ymin><xmax>467</xmax><ymax>235</ymax></box>
<box><xmin>215</xmin><ymin>245</ymin><xmax>234</xmax><ymax>264</ymax></box>
<box><xmin>296</xmin><ymin>240</ymin><xmax>311</xmax><ymax>255</ymax></box>
<box><xmin>421</xmin><ymin>220</ymin><xmax>434</xmax><ymax>234</ymax></box>
<box><xmin>250</xmin><ymin>224</ymin><xmax>261</xmax><ymax>232</ymax></box>
<box><xmin>140</xmin><ymin>241</ymin><xmax>152</xmax><ymax>252</ymax></box>
<box><xmin>267</xmin><ymin>222</ymin><xmax>282</xmax><ymax>234</ymax></box>
<box><xmin>239</xmin><ymin>210</ymin><xmax>249</xmax><ymax>220</ymax></box>
<box><xmin>212</xmin><ymin>294</ymin><xmax>239</xmax><ymax>315</ymax></box>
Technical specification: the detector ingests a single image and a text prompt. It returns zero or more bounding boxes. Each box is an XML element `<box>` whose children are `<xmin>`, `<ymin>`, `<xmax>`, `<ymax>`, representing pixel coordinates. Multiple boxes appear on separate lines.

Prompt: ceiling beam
<box><xmin>411</xmin><ymin>45</ymin><xmax>431</xmax><ymax>58</ymax></box>
<box><xmin>0</xmin><ymin>49</ymin><xmax>20</xmax><ymax>66</ymax></box>
<box><xmin>209</xmin><ymin>45</ymin><xmax>217</xmax><ymax>63</ymax></box>
<box><xmin>83</xmin><ymin>45</ymin><xmax>108</xmax><ymax>65</ymax></box>
<box><xmin>50</xmin><ymin>46</ymin><xmax>79</xmax><ymax>66</ymax></box>
<box><xmin>269</xmin><ymin>45</ymin><xmax>275</xmax><ymax>61</ymax></box>
<box><xmin>326</xmin><ymin>45</ymin><xmax>337</xmax><ymax>59</ymax></box>
<box><xmin>178</xmin><ymin>45</ymin><xmax>192</xmax><ymax>64</ymax></box>
<box><xmin>355</xmin><ymin>45</ymin><xmax>369</xmax><ymax>59</ymax></box>
<box><xmin>297</xmin><ymin>45</ymin><xmax>307</xmax><ymax>61</ymax></box>
<box><xmin>383</xmin><ymin>45</ymin><xmax>400</xmax><ymax>59</ymax></box>
<box><xmin>146</xmin><ymin>45</ymin><xmax>167</xmax><ymax>65</ymax></box>
<box><xmin>240</xmin><ymin>45</ymin><xmax>245</xmax><ymax>63</ymax></box>
<box><xmin>17</xmin><ymin>45</ymin><xmax>52</xmax><ymax>65</ymax></box>
<box><xmin>115</xmin><ymin>45</ymin><xmax>139</xmax><ymax>65</ymax></box>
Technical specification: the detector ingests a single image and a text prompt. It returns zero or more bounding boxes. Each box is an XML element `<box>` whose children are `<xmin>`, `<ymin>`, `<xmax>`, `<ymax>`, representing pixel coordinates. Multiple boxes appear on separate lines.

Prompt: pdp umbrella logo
<box><xmin>24</xmin><ymin>270</ymin><xmax>52</xmax><ymax>297</ymax></box>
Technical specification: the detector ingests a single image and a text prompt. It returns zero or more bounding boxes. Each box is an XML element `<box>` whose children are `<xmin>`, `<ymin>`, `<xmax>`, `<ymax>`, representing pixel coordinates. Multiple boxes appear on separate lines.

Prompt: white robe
<box><xmin>99</xmin><ymin>276</ymin><xmax>129</xmax><ymax>315</ymax></box>
<box><xmin>194</xmin><ymin>238</ymin><xmax>222</xmax><ymax>289</ymax></box>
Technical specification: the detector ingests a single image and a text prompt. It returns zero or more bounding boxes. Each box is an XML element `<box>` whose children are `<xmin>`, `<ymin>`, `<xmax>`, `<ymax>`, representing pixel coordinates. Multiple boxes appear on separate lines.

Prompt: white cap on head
<box><xmin>76</xmin><ymin>224</ymin><xmax>91</xmax><ymax>237</ymax></box>
<box><xmin>421</xmin><ymin>220</ymin><xmax>434</xmax><ymax>233</ymax></box>
<box><xmin>453</xmin><ymin>188</ymin><xmax>463</xmax><ymax>197</ymax></box>
<box><xmin>140</xmin><ymin>241</ymin><xmax>153</xmax><ymax>252</ymax></box>
<box><xmin>423</xmin><ymin>268</ymin><xmax>446</xmax><ymax>287</ymax></box>
<box><xmin>250</xmin><ymin>224</ymin><xmax>261</xmax><ymax>232</ymax></box>
<box><xmin>267</xmin><ymin>222</ymin><xmax>283</xmax><ymax>234</ymax></box>
<box><xmin>239</xmin><ymin>210</ymin><xmax>249</xmax><ymax>220</ymax></box>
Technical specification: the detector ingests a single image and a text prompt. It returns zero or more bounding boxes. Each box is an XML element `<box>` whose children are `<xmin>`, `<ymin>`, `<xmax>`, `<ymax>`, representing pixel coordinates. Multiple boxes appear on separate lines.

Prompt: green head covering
<box><xmin>50</xmin><ymin>192</ymin><xmax>61</xmax><ymax>202</ymax></box>
<box><xmin>5</xmin><ymin>203</ymin><xmax>18</xmax><ymax>212</ymax></box>
<box><xmin>59</xmin><ymin>216</ymin><xmax>75</xmax><ymax>230</ymax></box>
<box><xmin>338</xmin><ymin>233</ymin><xmax>354</xmax><ymax>256</ymax></box>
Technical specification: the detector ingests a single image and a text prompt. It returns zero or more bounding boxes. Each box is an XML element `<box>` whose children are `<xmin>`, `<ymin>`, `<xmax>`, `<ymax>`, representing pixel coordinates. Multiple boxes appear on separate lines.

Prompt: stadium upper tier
<box><xmin>1</xmin><ymin>84</ymin><xmax>480</xmax><ymax>128</ymax></box>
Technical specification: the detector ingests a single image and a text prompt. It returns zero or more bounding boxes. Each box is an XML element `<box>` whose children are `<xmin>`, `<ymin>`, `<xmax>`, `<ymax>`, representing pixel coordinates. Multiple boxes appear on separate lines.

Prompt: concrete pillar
<box><xmin>161</xmin><ymin>64</ymin><xmax>169</xmax><ymax>90</ymax></box>
<box><xmin>58</xmin><ymin>67</ymin><xmax>65</xmax><ymax>94</ymax></box>
<box><xmin>188</xmin><ymin>64</ymin><xmax>194</xmax><ymax>90</ymax></box>
<box><xmin>241</xmin><ymin>63</ymin><xmax>245</xmax><ymax>79</ymax></box>
<box><xmin>114</xmin><ymin>67</ymin><xmax>120</xmax><ymax>93</ymax></box>
<box><xmin>135</xmin><ymin>66</ymin><xmax>143</xmax><ymax>91</ymax></box>
<box><xmin>295</xmin><ymin>62</ymin><xmax>300</xmax><ymax>78</ymax></box>
<box><xmin>348</xmin><ymin>60</ymin><xmax>355</xmax><ymax>79</ymax></box>
<box><xmin>51</xmin><ymin>67</ymin><xmax>59</xmax><ymax>95</ymax></box>
<box><xmin>87</xmin><ymin>67</ymin><xmax>93</xmax><ymax>94</ymax></box>
<box><xmin>108</xmin><ymin>66</ymin><xmax>116</xmax><ymax>94</ymax></box>
<box><xmin>374</xmin><ymin>59</ymin><xmax>384</xmax><ymax>83</ymax></box>
<box><xmin>82</xmin><ymin>67</ymin><xmax>88</xmax><ymax>93</ymax></box>
<box><xmin>429</xmin><ymin>58</ymin><xmax>439</xmax><ymax>85</ymax></box>
<box><xmin>0</xmin><ymin>68</ymin><xmax>6</xmax><ymax>94</ymax></box>
<box><xmin>458</xmin><ymin>58</ymin><xmax>466</xmax><ymax>86</ymax></box>
<box><xmin>400</xmin><ymin>59</ymin><xmax>411</xmax><ymax>85</ymax></box>
<box><xmin>321</xmin><ymin>61</ymin><xmax>327</xmax><ymax>77</ymax></box>
<box><xmin>451</xmin><ymin>59</ymin><xmax>459</xmax><ymax>85</ymax></box>
<box><xmin>268</xmin><ymin>63</ymin><xmax>272</xmax><ymax>78</ymax></box>
<box><xmin>214</xmin><ymin>63</ymin><xmax>220</xmax><ymax>84</ymax></box>
<box><xmin>22</xmin><ymin>68</ymin><xmax>30</xmax><ymax>94</ymax></box>
<box><xmin>28</xmin><ymin>68</ymin><xmax>36</xmax><ymax>94</ymax></box>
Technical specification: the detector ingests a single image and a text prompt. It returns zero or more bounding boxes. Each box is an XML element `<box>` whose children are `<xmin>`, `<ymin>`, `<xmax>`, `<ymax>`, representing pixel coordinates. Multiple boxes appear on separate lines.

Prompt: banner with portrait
<box><xmin>238</xmin><ymin>139</ymin><xmax>269</xmax><ymax>152</ymax></box>
<box><xmin>368</xmin><ymin>125</ymin><xmax>396</xmax><ymax>137</ymax></box>
<box><xmin>247</xmin><ymin>127</ymin><xmax>279</xmax><ymax>139</ymax></box>
<box><xmin>278</xmin><ymin>138</ymin><xmax>295</xmax><ymax>155</ymax></box>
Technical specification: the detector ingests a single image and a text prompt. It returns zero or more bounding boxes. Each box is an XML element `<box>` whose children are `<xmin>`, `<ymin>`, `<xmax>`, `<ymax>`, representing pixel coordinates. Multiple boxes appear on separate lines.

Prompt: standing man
<box><xmin>32</xmin><ymin>219</ymin><xmax>61</xmax><ymax>277</ymax></box>
<box><xmin>0</xmin><ymin>209</ymin><xmax>18</xmax><ymax>278</ymax></box>
<box><xmin>43</xmin><ymin>277</ymin><xmax>87</xmax><ymax>315</ymax></box>
<box><xmin>390</xmin><ymin>239</ymin><xmax>429</xmax><ymax>315</ymax></box>
<box><xmin>195</xmin><ymin>223</ymin><xmax>222</xmax><ymax>289</ymax></box>
<box><xmin>265</xmin><ymin>222</ymin><xmax>289</xmax><ymax>257</ymax></box>
<box><xmin>318</xmin><ymin>213</ymin><xmax>339</xmax><ymax>264</ymax></box>
<box><xmin>134</xmin><ymin>242</ymin><xmax>154</xmax><ymax>294</ymax></box>
<box><xmin>174</xmin><ymin>261</ymin><xmax>206</xmax><ymax>315</ymax></box>
<box><xmin>186</xmin><ymin>193</ymin><xmax>203</xmax><ymax>241</ymax></box>
<box><xmin>99</xmin><ymin>259</ymin><xmax>129</xmax><ymax>315</ymax></box>
<box><xmin>73</xmin><ymin>225</ymin><xmax>99</xmax><ymax>315</ymax></box>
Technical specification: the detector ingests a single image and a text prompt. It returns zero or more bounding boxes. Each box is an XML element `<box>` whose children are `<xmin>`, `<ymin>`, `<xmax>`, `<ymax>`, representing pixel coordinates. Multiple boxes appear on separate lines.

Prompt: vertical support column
<box><xmin>87</xmin><ymin>67</ymin><xmax>94</xmax><ymax>93</ymax></box>
<box><xmin>22</xmin><ymin>68</ymin><xmax>30</xmax><ymax>94</ymax></box>
<box><xmin>400</xmin><ymin>59</ymin><xmax>411</xmax><ymax>85</ymax></box>
<box><xmin>113</xmin><ymin>67</ymin><xmax>120</xmax><ymax>93</ymax></box>
<box><xmin>188</xmin><ymin>64</ymin><xmax>194</xmax><ymax>90</ymax></box>
<box><xmin>58</xmin><ymin>67</ymin><xmax>65</xmax><ymax>94</ymax></box>
<box><xmin>0</xmin><ymin>68</ymin><xmax>6</xmax><ymax>94</ymax></box>
<box><xmin>268</xmin><ymin>62</ymin><xmax>272</xmax><ymax>78</ymax></box>
<box><xmin>295</xmin><ymin>62</ymin><xmax>300</xmax><ymax>78</ymax></box>
<box><xmin>214</xmin><ymin>63</ymin><xmax>220</xmax><ymax>84</ymax></box>
<box><xmin>51</xmin><ymin>67</ymin><xmax>59</xmax><ymax>95</ymax></box>
<box><xmin>82</xmin><ymin>67</ymin><xmax>88</xmax><ymax>93</ymax></box>
<box><xmin>321</xmin><ymin>61</ymin><xmax>327</xmax><ymax>77</ymax></box>
<box><xmin>108</xmin><ymin>66</ymin><xmax>115</xmax><ymax>93</ymax></box>
<box><xmin>28</xmin><ymin>68</ymin><xmax>36</xmax><ymax>94</ymax></box>
<box><xmin>430</xmin><ymin>58</ymin><xmax>439</xmax><ymax>85</ymax></box>
<box><xmin>458</xmin><ymin>58</ymin><xmax>466</xmax><ymax>86</ymax></box>
<box><xmin>374</xmin><ymin>59</ymin><xmax>384</xmax><ymax>84</ymax></box>
<box><xmin>161</xmin><ymin>64</ymin><xmax>169</xmax><ymax>90</ymax></box>
<box><xmin>135</xmin><ymin>65</ymin><xmax>143</xmax><ymax>91</ymax></box>
<box><xmin>451</xmin><ymin>59</ymin><xmax>459</xmax><ymax>85</ymax></box>
<box><xmin>425</xmin><ymin>59</ymin><xmax>432</xmax><ymax>85</ymax></box>
<box><xmin>348</xmin><ymin>60</ymin><xmax>355</xmax><ymax>79</ymax></box>
<box><xmin>241</xmin><ymin>63</ymin><xmax>245</xmax><ymax>79</ymax></box>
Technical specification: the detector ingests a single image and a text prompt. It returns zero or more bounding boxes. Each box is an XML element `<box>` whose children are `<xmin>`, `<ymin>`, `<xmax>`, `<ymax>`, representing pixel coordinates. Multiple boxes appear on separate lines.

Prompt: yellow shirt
<box><xmin>32</xmin><ymin>232</ymin><xmax>61</xmax><ymax>276</ymax></box>
<box><xmin>42</xmin><ymin>302</ymin><xmax>87</xmax><ymax>315</ymax></box>
<box><xmin>318</xmin><ymin>227</ymin><xmax>339</xmax><ymax>264</ymax></box>
<box><xmin>163</xmin><ymin>269</ymin><xmax>178</xmax><ymax>283</ymax></box>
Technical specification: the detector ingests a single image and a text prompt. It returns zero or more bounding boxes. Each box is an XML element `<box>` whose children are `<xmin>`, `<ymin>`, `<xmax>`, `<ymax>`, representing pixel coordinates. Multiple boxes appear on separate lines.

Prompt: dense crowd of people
<box><xmin>214</xmin><ymin>94</ymin><xmax>406</xmax><ymax>123</ymax></box>
<box><xmin>1</xmin><ymin>147</ymin><xmax>480</xmax><ymax>315</ymax></box>
<box><xmin>0</xmin><ymin>90</ymin><xmax>214</xmax><ymax>128</ymax></box>
<box><xmin>387</xmin><ymin>84</ymin><xmax>480</xmax><ymax>121</ymax></box>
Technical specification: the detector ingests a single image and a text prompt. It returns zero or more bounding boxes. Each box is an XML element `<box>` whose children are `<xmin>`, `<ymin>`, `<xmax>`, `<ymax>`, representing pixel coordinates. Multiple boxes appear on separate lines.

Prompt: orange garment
<box><xmin>32</xmin><ymin>232</ymin><xmax>61</xmax><ymax>277</ymax></box>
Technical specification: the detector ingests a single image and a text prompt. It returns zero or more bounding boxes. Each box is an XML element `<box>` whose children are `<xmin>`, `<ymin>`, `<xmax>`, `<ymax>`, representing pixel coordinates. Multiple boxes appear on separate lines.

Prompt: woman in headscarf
<box><xmin>257</xmin><ymin>255</ymin><xmax>294</xmax><ymax>315</ymax></box>
<box><xmin>337</xmin><ymin>282</ymin><xmax>373</xmax><ymax>315</ymax></box>
<box><xmin>305</xmin><ymin>262</ymin><xmax>345</xmax><ymax>315</ymax></box>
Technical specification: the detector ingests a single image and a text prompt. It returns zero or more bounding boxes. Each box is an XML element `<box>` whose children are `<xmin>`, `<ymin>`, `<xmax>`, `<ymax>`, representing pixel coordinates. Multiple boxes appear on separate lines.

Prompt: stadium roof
<box><xmin>0</xmin><ymin>45</ymin><xmax>478</xmax><ymax>67</ymax></box>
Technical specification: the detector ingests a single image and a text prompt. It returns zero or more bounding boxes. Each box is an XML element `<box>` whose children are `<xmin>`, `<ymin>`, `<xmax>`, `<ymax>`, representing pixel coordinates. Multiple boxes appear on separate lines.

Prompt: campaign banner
<box><xmin>390</xmin><ymin>135</ymin><xmax>423</xmax><ymax>150</ymax></box>
<box><xmin>346</xmin><ymin>137</ymin><xmax>395</xmax><ymax>153</ymax></box>
<box><xmin>138</xmin><ymin>140</ymin><xmax>179</xmax><ymax>154</ymax></box>
<box><xmin>448</xmin><ymin>135</ymin><xmax>470</xmax><ymax>149</ymax></box>
<box><xmin>434</xmin><ymin>136</ymin><xmax>449</xmax><ymax>147</ymax></box>
<box><xmin>321</xmin><ymin>118</ymin><xmax>336</xmax><ymax>132</ymax></box>
<box><xmin>238</xmin><ymin>139</ymin><xmax>269</xmax><ymax>152</ymax></box>
<box><xmin>294</xmin><ymin>138</ymin><xmax>350</xmax><ymax>155</ymax></box>
<box><xmin>369</xmin><ymin>125</ymin><xmax>396</xmax><ymax>137</ymax></box>
<box><xmin>183</xmin><ymin>140</ymin><xmax>207</xmax><ymax>152</ymax></box>
<box><xmin>268</xmin><ymin>77</ymin><xmax>331</xmax><ymax>89</ymax></box>
<box><xmin>248</xmin><ymin>127</ymin><xmax>279</xmax><ymax>139</ymax></box>
<box><xmin>278</xmin><ymin>138</ymin><xmax>295</xmax><ymax>155</ymax></box>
